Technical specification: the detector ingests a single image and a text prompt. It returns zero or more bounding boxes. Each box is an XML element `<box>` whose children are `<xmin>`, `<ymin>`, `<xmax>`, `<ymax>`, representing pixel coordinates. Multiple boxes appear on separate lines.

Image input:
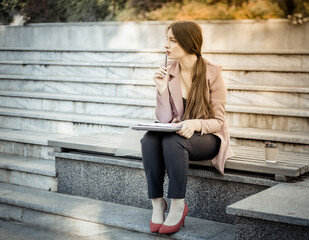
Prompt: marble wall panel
<box><xmin>0</xmin><ymin>96</ymin><xmax>43</xmax><ymax>110</ymax></box>
<box><xmin>0</xmin><ymin>97</ymin><xmax>155</xmax><ymax>119</ymax></box>
<box><xmin>107</xmin><ymin>66</ymin><xmax>155</xmax><ymax>80</ymax></box>
<box><xmin>227</xmin><ymin>91</ymin><xmax>309</xmax><ymax>108</ymax></box>
<box><xmin>116</xmin><ymin>85</ymin><xmax>156</xmax><ymax>99</ymax></box>
<box><xmin>222</xmin><ymin>71</ymin><xmax>309</xmax><ymax>87</ymax></box>
<box><xmin>226</xmin><ymin>113</ymin><xmax>308</xmax><ymax>132</ymax></box>
<box><xmin>0</xmin><ymin>168</ymin><xmax>9</xmax><ymax>182</ymax></box>
<box><xmin>0</xmin><ymin>140</ymin><xmax>54</xmax><ymax>160</ymax></box>
<box><xmin>0</xmin><ymin>64</ymin><xmax>109</xmax><ymax>78</ymax></box>
<box><xmin>0</xmin><ymin>203</ymin><xmax>23</xmax><ymax>221</ymax></box>
<box><xmin>206</xmin><ymin>54</ymin><xmax>304</xmax><ymax>68</ymax></box>
<box><xmin>41</xmin><ymin>99</ymin><xmax>156</xmax><ymax>119</ymax></box>
<box><xmin>6</xmin><ymin>171</ymin><xmax>57</xmax><ymax>191</ymax></box>
<box><xmin>0</xmin><ymin>80</ymin><xmax>156</xmax><ymax>98</ymax></box>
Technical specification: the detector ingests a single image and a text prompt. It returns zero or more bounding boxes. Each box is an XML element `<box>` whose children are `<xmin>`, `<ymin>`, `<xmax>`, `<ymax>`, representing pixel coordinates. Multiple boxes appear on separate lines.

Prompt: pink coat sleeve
<box><xmin>199</xmin><ymin>67</ymin><xmax>227</xmax><ymax>134</ymax></box>
<box><xmin>155</xmin><ymin>88</ymin><xmax>173</xmax><ymax>123</ymax></box>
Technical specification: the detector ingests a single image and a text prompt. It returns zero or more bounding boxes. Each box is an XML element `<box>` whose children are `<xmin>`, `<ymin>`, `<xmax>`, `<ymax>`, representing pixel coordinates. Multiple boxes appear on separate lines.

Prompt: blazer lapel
<box><xmin>168</xmin><ymin>61</ymin><xmax>184</xmax><ymax>121</ymax></box>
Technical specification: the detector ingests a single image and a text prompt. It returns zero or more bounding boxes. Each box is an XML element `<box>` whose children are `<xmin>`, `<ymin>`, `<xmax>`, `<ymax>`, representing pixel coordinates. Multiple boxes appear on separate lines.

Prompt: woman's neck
<box><xmin>179</xmin><ymin>54</ymin><xmax>197</xmax><ymax>73</ymax></box>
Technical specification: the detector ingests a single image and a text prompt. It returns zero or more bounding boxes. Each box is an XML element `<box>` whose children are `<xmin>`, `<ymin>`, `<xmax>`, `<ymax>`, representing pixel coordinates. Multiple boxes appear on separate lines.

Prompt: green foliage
<box><xmin>145</xmin><ymin>0</ymin><xmax>285</xmax><ymax>20</ymax></box>
<box><xmin>0</xmin><ymin>0</ymin><xmax>27</xmax><ymax>24</ymax></box>
<box><xmin>0</xmin><ymin>0</ymin><xmax>308</xmax><ymax>24</ymax></box>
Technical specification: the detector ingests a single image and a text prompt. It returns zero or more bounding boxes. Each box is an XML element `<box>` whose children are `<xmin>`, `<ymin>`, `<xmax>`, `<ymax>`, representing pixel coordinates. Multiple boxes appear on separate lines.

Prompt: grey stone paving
<box><xmin>0</xmin><ymin>182</ymin><xmax>234</xmax><ymax>240</ymax></box>
<box><xmin>0</xmin><ymin>219</ymin><xmax>167</xmax><ymax>240</ymax></box>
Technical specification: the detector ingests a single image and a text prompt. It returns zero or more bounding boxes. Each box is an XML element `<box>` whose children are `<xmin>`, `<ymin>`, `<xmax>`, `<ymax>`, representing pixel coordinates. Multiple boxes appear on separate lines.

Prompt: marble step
<box><xmin>0</xmin><ymin>92</ymin><xmax>156</xmax><ymax>119</ymax></box>
<box><xmin>0</xmin><ymin>107</ymin><xmax>145</xmax><ymax>135</ymax></box>
<box><xmin>0</xmin><ymin>60</ymin><xmax>308</xmax><ymax>81</ymax></box>
<box><xmin>0</xmin><ymin>75</ymin><xmax>154</xmax><ymax>99</ymax></box>
<box><xmin>0</xmin><ymin>108</ymin><xmax>307</xmax><ymax>150</ymax></box>
<box><xmin>0</xmin><ymin>182</ymin><xmax>234</xmax><ymax>240</ymax></box>
<box><xmin>223</xmin><ymin>71</ymin><xmax>309</xmax><ymax>87</ymax></box>
<box><xmin>0</xmin><ymin>48</ymin><xmax>308</xmax><ymax>69</ymax></box>
<box><xmin>0</xmin><ymin>61</ymin><xmax>155</xmax><ymax>79</ymax></box>
<box><xmin>0</xmin><ymin>92</ymin><xmax>308</xmax><ymax>132</ymax></box>
<box><xmin>226</xmin><ymin>106</ymin><xmax>309</xmax><ymax>132</ymax></box>
<box><xmin>1</xmin><ymin>75</ymin><xmax>309</xmax><ymax>100</ymax></box>
<box><xmin>0</xmin><ymin>72</ymin><xmax>308</xmax><ymax>91</ymax></box>
<box><xmin>230</xmin><ymin>127</ymin><xmax>309</xmax><ymax>153</ymax></box>
<box><xmin>0</xmin><ymin>153</ymin><xmax>57</xmax><ymax>191</ymax></box>
<box><xmin>1</xmin><ymin>73</ymin><xmax>309</xmax><ymax>91</ymax></box>
<box><xmin>227</xmin><ymin>88</ymin><xmax>309</xmax><ymax>109</ymax></box>
<box><xmin>1</xmin><ymin>89</ymin><xmax>308</xmax><ymax>111</ymax></box>
<box><xmin>0</xmin><ymin>128</ymin><xmax>65</xmax><ymax>160</ymax></box>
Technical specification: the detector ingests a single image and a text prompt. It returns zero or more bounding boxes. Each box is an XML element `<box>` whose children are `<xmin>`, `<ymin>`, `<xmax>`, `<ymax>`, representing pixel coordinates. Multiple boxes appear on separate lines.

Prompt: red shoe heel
<box><xmin>150</xmin><ymin>198</ymin><xmax>168</xmax><ymax>233</ymax></box>
<box><xmin>159</xmin><ymin>203</ymin><xmax>188</xmax><ymax>234</ymax></box>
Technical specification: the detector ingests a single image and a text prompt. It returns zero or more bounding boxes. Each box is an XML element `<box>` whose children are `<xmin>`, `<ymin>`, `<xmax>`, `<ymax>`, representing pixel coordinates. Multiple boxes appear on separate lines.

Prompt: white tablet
<box><xmin>131</xmin><ymin>123</ymin><xmax>182</xmax><ymax>132</ymax></box>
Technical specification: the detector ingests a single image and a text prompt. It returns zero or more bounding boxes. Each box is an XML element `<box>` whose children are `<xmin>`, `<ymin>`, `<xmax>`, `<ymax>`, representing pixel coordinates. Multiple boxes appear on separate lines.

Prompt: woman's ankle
<box><xmin>163</xmin><ymin>198</ymin><xmax>185</xmax><ymax>226</ymax></box>
<box><xmin>151</xmin><ymin>198</ymin><xmax>166</xmax><ymax>223</ymax></box>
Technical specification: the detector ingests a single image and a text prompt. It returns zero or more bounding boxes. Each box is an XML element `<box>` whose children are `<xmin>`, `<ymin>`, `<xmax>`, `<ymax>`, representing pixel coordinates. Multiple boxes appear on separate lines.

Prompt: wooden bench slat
<box><xmin>49</xmin><ymin>133</ymin><xmax>309</xmax><ymax>179</ymax></box>
<box><xmin>232</xmin><ymin>146</ymin><xmax>309</xmax><ymax>160</ymax></box>
<box><xmin>190</xmin><ymin>159</ymin><xmax>300</xmax><ymax>177</ymax></box>
<box><xmin>231</xmin><ymin>157</ymin><xmax>307</xmax><ymax>174</ymax></box>
<box><xmin>232</xmin><ymin>150</ymin><xmax>309</xmax><ymax>163</ymax></box>
<box><xmin>232</xmin><ymin>155</ymin><xmax>307</xmax><ymax>167</ymax></box>
<box><xmin>232</xmin><ymin>152</ymin><xmax>309</xmax><ymax>165</ymax></box>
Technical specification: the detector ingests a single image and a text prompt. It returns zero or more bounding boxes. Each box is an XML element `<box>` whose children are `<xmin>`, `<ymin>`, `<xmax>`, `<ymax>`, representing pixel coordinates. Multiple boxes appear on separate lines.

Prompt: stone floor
<box><xmin>0</xmin><ymin>219</ymin><xmax>168</xmax><ymax>240</ymax></box>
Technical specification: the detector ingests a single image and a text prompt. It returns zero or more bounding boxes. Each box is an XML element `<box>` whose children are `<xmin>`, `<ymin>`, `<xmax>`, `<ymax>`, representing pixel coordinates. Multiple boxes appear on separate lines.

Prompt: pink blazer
<box><xmin>155</xmin><ymin>59</ymin><xmax>235</xmax><ymax>175</ymax></box>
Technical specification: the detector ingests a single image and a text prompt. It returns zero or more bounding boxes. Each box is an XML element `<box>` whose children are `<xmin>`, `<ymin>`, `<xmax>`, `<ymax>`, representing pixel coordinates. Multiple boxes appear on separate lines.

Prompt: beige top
<box><xmin>155</xmin><ymin>59</ymin><xmax>235</xmax><ymax>175</ymax></box>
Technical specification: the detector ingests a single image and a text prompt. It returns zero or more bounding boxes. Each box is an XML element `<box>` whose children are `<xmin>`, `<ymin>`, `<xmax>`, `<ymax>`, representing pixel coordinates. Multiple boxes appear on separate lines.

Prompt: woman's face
<box><xmin>165</xmin><ymin>28</ymin><xmax>187</xmax><ymax>60</ymax></box>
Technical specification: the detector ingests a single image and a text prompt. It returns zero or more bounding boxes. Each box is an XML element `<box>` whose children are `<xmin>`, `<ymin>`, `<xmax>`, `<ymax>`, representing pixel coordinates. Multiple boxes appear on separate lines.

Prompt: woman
<box><xmin>141</xmin><ymin>20</ymin><xmax>235</xmax><ymax>235</ymax></box>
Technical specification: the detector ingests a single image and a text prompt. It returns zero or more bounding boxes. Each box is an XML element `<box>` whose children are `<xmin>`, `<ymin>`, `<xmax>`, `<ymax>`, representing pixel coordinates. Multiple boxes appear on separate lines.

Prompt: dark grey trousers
<box><xmin>141</xmin><ymin>131</ymin><xmax>221</xmax><ymax>199</ymax></box>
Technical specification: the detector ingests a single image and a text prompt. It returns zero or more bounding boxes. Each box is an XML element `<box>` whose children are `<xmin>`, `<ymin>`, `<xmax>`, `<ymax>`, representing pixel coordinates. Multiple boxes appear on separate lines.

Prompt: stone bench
<box><xmin>226</xmin><ymin>178</ymin><xmax>309</xmax><ymax>239</ymax></box>
<box><xmin>49</xmin><ymin>131</ymin><xmax>309</xmax><ymax>182</ymax></box>
<box><xmin>48</xmin><ymin>131</ymin><xmax>309</xmax><ymax>224</ymax></box>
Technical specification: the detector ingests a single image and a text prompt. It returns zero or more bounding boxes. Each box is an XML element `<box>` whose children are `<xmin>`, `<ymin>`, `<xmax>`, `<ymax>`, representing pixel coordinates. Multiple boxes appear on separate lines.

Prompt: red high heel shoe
<box><xmin>149</xmin><ymin>198</ymin><xmax>168</xmax><ymax>233</ymax></box>
<box><xmin>158</xmin><ymin>202</ymin><xmax>188</xmax><ymax>234</ymax></box>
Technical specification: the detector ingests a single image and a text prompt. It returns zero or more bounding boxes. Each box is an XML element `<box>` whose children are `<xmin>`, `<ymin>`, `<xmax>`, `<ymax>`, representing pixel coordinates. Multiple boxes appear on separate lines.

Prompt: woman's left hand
<box><xmin>176</xmin><ymin>120</ymin><xmax>200</xmax><ymax>139</ymax></box>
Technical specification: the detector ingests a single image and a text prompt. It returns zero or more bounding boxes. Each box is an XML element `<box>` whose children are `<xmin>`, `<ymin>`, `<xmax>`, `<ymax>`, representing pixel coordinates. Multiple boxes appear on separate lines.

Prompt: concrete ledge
<box><xmin>1</xmin><ymin>47</ymin><xmax>309</xmax><ymax>54</ymax></box>
<box><xmin>226</xmin><ymin>179</ymin><xmax>309</xmax><ymax>226</ymax></box>
<box><xmin>0</xmin><ymin>21</ymin><xmax>308</xmax><ymax>50</ymax></box>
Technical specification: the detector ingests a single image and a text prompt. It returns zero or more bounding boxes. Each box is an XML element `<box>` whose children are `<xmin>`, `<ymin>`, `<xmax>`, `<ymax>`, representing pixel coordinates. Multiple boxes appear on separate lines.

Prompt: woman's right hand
<box><xmin>153</xmin><ymin>66</ymin><xmax>169</xmax><ymax>95</ymax></box>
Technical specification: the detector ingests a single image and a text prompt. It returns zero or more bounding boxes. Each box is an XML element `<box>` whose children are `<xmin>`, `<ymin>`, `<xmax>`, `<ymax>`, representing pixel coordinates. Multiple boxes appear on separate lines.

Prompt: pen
<box><xmin>165</xmin><ymin>54</ymin><xmax>167</xmax><ymax>68</ymax></box>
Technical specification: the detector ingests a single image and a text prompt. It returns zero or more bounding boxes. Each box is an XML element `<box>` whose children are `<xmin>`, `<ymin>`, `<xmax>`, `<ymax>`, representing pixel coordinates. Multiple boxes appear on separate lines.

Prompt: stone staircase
<box><xmin>0</xmin><ymin>48</ymin><xmax>308</xmax><ymax>239</ymax></box>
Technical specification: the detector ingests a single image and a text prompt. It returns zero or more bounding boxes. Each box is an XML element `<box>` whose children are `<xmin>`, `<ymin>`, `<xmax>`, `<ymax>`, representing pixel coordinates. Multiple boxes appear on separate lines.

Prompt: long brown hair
<box><xmin>168</xmin><ymin>21</ymin><xmax>214</xmax><ymax>120</ymax></box>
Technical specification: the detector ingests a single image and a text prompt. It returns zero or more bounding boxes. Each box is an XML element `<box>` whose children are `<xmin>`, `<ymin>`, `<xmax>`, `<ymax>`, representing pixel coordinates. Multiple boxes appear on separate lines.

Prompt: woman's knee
<box><xmin>141</xmin><ymin>132</ymin><xmax>161</xmax><ymax>150</ymax></box>
<box><xmin>162</xmin><ymin>133</ymin><xmax>187</xmax><ymax>151</ymax></box>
